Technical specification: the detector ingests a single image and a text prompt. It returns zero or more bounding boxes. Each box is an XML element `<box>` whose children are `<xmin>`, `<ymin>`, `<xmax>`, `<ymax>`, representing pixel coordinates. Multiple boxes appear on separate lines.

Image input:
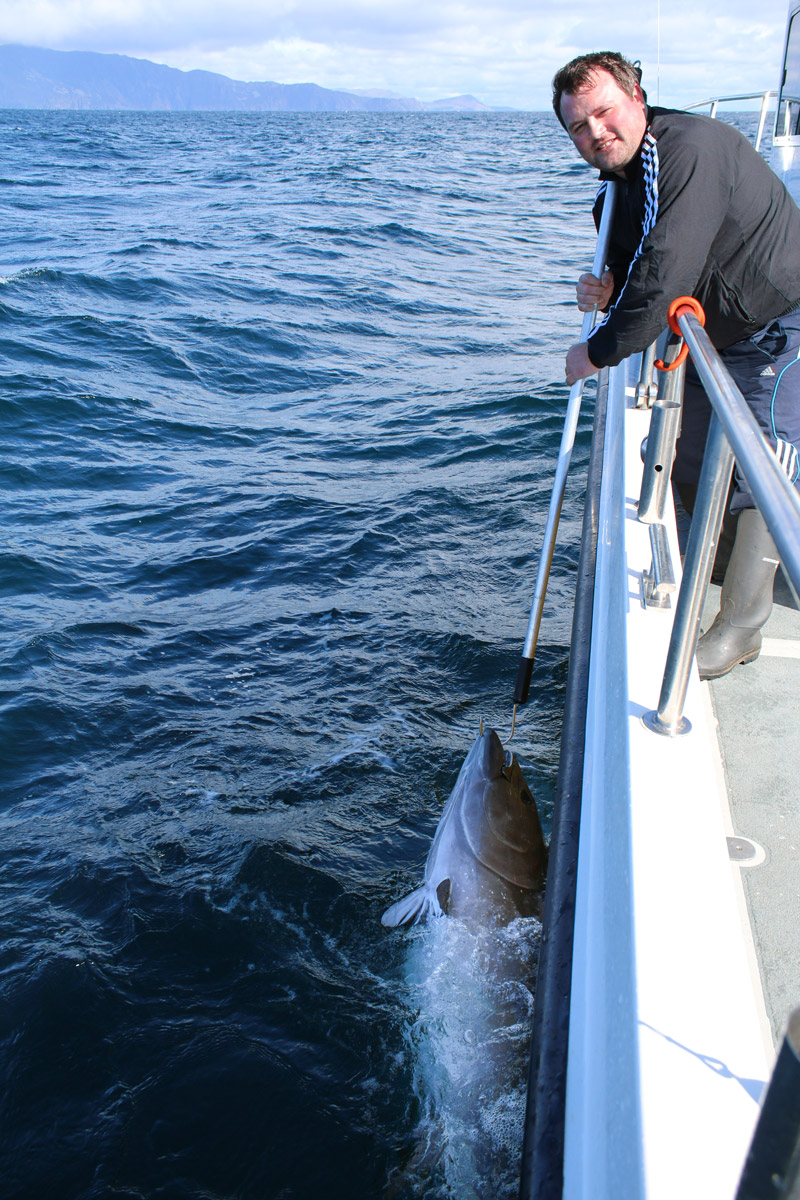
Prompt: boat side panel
<box><xmin>564</xmin><ymin>365</ymin><xmax>773</xmax><ymax>1200</ymax></box>
<box><xmin>519</xmin><ymin>373</ymin><xmax>608</xmax><ymax>1200</ymax></box>
<box><xmin>564</xmin><ymin>364</ymin><xmax>646</xmax><ymax>1200</ymax></box>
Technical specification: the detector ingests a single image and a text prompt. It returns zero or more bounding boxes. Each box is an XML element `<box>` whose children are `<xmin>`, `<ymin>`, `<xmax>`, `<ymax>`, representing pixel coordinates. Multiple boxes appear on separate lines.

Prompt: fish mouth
<box><xmin>500</xmin><ymin>749</ymin><xmax>534</xmax><ymax>805</ymax></box>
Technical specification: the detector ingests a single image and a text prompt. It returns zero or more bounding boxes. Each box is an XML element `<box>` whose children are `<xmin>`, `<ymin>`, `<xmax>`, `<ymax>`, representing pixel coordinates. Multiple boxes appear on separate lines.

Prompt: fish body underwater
<box><xmin>383</xmin><ymin>728</ymin><xmax>548</xmax><ymax>1197</ymax></box>
<box><xmin>382</xmin><ymin>728</ymin><xmax>547</xmax><ymax>928</ymax></box>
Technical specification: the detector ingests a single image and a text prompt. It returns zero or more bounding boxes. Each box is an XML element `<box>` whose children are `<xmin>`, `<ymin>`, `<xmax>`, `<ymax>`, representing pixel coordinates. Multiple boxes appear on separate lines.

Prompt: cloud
<box><xmin>0</xmin><ymin>0</ymin><xmax>790</xmax><ymax>108</ymax></box>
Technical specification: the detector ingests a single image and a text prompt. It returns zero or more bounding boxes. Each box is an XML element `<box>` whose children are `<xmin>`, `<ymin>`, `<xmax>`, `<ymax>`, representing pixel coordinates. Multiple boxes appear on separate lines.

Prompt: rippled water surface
<box><xmin>1</xmin><ymin>108</ymin><xmax>600</xmax><ymax>1198</ymax></box>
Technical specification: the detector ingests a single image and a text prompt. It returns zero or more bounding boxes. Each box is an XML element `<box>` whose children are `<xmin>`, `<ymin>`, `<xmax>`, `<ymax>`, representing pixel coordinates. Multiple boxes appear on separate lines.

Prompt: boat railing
<box><xmin>775</xmin><ymin>92</ymin><xmax>800</xmax><ymax>138</ymax></box>
<box><xmin>640</xmin><ymin>304</ymin><xmax>800</xmax><ymax>736</ymax></box>
<box><xmin>684</xmin><ymin>90</ymin><xmax>777</xmax><ymax>150</ymax></box>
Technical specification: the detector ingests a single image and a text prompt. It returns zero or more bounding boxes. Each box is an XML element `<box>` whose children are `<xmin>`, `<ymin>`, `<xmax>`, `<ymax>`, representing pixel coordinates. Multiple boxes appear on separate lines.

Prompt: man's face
<box><xmin>560</xmin><ymin>70</ymin><xmax>647</xmax><ymax>175</ymax></box>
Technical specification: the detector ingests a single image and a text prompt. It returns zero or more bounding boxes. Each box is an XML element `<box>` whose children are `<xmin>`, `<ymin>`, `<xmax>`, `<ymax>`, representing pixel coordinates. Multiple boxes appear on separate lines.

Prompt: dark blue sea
<box><xmin>0</xmin><ymin>108</ymin><xmax>600</xmax><ymax>1199</ymax></box>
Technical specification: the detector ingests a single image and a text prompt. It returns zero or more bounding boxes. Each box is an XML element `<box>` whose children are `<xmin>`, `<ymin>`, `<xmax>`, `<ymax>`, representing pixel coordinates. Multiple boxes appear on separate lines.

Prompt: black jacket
<box><xmin>587</xmin><ymin>106</ymin><xmax>800</xmax><ymax>368</ymax></box>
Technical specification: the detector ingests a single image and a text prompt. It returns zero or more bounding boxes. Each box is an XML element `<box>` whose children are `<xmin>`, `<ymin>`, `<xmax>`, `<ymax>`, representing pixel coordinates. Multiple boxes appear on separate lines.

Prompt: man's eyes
<box><xmin>573</xmin><ymin>106</ymin><xmax>613</xmax><ymax>135</ymax></box>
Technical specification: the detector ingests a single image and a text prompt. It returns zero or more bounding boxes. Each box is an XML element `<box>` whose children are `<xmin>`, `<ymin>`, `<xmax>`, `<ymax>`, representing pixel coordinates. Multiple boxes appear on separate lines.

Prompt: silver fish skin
<box><xmin>382</xmin><ymin>728</ymin><xmax>547</xmax><ymax>928</ymax></box>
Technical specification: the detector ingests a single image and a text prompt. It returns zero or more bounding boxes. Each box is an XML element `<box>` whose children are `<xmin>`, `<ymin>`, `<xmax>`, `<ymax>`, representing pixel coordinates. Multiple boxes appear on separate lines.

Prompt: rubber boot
<box><xmin>695</xmin><ymin>508</ymin><xmax>780</xmax><ymax>680</ymax></box>
<box><xmin>674</xmin><ymin>480</ymin><xmax>739</xmax><ymax>583</ymax></box>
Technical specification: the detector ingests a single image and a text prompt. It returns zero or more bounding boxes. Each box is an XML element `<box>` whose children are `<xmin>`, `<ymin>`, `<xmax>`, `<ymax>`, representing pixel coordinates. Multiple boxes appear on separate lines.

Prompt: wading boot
<box><xmin>674</xmin><ymin>480</ymin><xmax>739</xmax><ymax>583</ymax></box>
<box><xmin>695</xmin><ymin>507</ymin><xmax>780</xmax><ymax>680</ymax></box>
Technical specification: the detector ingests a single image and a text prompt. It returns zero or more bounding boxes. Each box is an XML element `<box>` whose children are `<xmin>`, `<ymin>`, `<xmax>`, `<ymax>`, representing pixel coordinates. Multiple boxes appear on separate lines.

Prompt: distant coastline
<box><xmin>0</xmin><ymin>44</ymin><xmax>516</xmax><ymax>112</ymax></box>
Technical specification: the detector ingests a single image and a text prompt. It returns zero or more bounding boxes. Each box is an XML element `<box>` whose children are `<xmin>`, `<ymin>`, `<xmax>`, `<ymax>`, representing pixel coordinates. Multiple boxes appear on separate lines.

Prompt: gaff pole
<box><xmin>510</xmin><ymin>180</ymin><xmax>617</xmax><ymax>725</ymax></box>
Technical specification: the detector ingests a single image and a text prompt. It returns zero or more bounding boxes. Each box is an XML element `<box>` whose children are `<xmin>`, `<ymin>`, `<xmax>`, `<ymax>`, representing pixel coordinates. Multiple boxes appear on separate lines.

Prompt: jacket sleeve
<box><xmin>587</xmin><ymin>122</ymin><xmax>732</xmax><ymax>368</ymax></box>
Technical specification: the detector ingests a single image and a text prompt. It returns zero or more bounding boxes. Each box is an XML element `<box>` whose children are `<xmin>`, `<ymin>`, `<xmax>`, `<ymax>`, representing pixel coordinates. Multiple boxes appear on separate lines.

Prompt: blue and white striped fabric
<box><xmin>592</xmin><ymin>130</ymin><xmax>660</xmax><ymax>338</ymax></box>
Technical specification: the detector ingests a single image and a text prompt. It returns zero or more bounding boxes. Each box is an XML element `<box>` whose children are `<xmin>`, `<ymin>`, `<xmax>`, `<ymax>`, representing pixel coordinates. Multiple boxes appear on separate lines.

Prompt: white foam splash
<box><xmin>393</xmin><ymin>914</ymin><xmax>540</xmax><ymax>1198</ymax></box>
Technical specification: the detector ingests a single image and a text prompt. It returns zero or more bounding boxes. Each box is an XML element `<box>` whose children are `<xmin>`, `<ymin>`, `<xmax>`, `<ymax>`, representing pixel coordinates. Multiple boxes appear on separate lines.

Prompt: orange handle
<box><xmin>654</xmin><ymin>296</ymin><xmax>706</xmax><ymax>371</ymax></box>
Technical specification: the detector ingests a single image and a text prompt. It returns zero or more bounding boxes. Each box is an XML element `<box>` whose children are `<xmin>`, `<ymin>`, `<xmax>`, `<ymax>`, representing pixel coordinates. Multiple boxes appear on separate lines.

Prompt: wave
<box><xmin>0</xmin><ymin>107</ymin><xmax>595</xmax><ymax>1199</ymax></box>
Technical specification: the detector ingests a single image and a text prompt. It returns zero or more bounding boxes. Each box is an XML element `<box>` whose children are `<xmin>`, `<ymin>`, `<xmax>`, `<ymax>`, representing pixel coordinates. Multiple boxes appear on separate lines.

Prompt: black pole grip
<box><xmin>514</xmin><ymin>656</ymin><xmax>534</xmax><ymax>706</ymax></box>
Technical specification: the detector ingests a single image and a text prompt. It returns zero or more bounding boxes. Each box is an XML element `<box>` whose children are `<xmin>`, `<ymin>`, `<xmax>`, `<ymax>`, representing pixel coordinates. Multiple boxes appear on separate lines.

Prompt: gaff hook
<box><xmin>654</xmin><ymin>295</ymin><xmax>706</xmax><ymax>371</ymax></box>
<box><xmin>503</xmin><ymin>704</ymin><xmax>518</xmax><ymax>747</ymax></box>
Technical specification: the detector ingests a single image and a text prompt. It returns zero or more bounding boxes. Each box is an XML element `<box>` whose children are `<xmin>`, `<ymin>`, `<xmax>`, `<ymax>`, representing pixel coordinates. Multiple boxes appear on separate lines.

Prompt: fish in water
<box><xmin>382</xmin><ymin>728</ymin><xmax>547</xmax><ymax>928</ymax></box>
<box><xmin>383</xmin><ymin>728</ymin><xmax>547</xmax><ymax>1196</ymax></box>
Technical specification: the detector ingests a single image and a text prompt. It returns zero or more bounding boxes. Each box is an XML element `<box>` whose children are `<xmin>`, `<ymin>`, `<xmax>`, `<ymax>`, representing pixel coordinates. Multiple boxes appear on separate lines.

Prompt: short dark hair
<box><xmin>552</xmin><ymin>52</ymin><xmax>645</xmax><ymax>129</ymax></box>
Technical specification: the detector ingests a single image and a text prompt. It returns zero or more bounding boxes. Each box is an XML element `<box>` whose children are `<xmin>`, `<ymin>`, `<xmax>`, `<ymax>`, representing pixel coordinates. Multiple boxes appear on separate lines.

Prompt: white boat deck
<box><xmin>705</xmin><ymin>572</ymin><xmax>800</xmax><ymax>1046</ymax></box>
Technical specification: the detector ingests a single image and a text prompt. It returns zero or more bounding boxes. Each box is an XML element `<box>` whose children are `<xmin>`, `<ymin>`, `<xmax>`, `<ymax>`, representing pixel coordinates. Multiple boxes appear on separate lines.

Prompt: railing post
<box><xmin>643</xmin><ymin>413</ymin><xmax>734</xmax><ymax>736</ymax></box>
<box><xmin>755</xmin><ymin>89</ymin><xmax>771</xmax><ymax>152</ymax></box>
<box><xmin>642</xmin><ymin>522</ymin><xmax>676</xmax><ymax>609</ymax></box>
<box><xmin>641</xmin><ymin>298</ymin><xmax>800</xmax><ymax>738</ymax></box>
<box><xmin>638</xmin><ymin>359</ymin><xmax>685</xmax><ymax>524</ymax></box>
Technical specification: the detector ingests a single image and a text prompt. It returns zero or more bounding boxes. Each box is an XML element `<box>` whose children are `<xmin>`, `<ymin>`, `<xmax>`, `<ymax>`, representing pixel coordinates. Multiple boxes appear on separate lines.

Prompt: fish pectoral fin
<box><xmin>381</xmin><ymin>880</ymin><xmax>451</xmax><ymax>927</ymax></box>
<box><xmin>381</xmin><ymin>886</ymin><xmax>429</xmax><ymax>927</ymax></box>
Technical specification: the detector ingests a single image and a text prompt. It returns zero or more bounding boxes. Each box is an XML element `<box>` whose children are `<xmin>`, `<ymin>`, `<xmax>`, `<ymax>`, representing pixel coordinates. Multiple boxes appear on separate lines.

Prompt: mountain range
<box><xmin>0</xmin><ymin>44</ymin><xmax>498</xmax><ymax>112</ymax></box>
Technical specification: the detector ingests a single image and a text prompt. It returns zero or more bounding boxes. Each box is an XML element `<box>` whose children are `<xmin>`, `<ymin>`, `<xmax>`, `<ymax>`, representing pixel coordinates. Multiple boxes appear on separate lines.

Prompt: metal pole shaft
<box><xmin>514</xmin><ymin>182</ymin><xmax>617</xmax><ymax>705</ymax></box>
<box><xmin>637</xmin><ymin>396</ymin><xmax>683</xmax><ymax>524</ymax></box>
<box><xmin>755</xmin><ymin>89</ymin><xmax>770</xmax><ymax>152</ymax></box>
<box><xmin>635</xmin><ymin>340</ymin><xmax>658</xmax><ymax>407</ymax></box>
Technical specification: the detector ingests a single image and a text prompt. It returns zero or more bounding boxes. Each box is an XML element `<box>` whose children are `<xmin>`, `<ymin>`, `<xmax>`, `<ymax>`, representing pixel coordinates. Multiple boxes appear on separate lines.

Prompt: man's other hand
<box><xmin>576</xmin><ymin>269</ymin><xmax>614</xmax><ymax>312</ymax></box>
<box><xmin>565</xmin><ymin>342</ymin><xmax>599</xmax><ymax>386</ymax></box>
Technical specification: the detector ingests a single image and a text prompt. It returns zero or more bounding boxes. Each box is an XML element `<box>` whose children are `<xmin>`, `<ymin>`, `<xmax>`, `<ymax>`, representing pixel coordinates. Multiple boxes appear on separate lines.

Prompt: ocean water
<box><xmin>0</xmin><ymin>108</ymin><xmax>600</xmax><ymax>1199</ymax></box>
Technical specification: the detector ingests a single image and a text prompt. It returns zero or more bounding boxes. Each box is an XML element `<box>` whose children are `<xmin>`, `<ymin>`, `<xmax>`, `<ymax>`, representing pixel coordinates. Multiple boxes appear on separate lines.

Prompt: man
<box><xmin>553</xmin><ymin>51</ymin><xmax>800</xmax><ymax>678</ymax></box>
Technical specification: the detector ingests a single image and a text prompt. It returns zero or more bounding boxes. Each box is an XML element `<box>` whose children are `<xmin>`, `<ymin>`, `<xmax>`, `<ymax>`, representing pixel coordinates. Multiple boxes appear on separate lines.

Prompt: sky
<box><xmin>0</xmin><ymin>0</ymin><xmax>792</xmax><ymax>109</ymax></box>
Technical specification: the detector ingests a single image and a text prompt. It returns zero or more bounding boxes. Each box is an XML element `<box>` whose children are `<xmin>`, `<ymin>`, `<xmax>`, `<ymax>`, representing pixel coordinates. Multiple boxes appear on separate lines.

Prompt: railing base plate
<box><xmin>642</xmin><ymin>710</ymin><xmax>692</xmax><ymax>737</ymax></box>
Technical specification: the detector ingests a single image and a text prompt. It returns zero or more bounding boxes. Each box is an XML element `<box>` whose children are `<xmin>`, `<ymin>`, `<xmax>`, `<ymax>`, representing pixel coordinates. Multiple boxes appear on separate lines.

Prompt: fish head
<box><xmin>381</xmin><ymin>728</ymin><xmax>547</xmax><ymax>929</ymax></box>
<box><xmin>462</xmin><ymin>729</ymin><xmax>547</xmax><ymax>899</ymax></box>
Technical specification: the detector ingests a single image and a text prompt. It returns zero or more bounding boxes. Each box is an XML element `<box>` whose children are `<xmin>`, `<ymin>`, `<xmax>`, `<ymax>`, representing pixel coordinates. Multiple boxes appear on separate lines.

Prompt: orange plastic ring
<box><xmin>666</xmin><ymin>295</ymin><xmax>706</xmax><ymax>336</ymax></box>
<box><xmin>654</xmin><ymin>296</ymin><xmax>706</xmax><ymax>371</ymax></box>
<box><xmin>655</xmin><ymin>343</ymin><xmax>689</xmax><ymax>372</ymax></box>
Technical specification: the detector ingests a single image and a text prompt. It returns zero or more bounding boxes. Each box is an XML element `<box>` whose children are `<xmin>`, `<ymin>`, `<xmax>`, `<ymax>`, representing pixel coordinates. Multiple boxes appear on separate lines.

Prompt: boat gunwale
<box><xmin>519</xmin><ymin>370</ymin><xmax>608</xmax><ymax>1200</ymax></box>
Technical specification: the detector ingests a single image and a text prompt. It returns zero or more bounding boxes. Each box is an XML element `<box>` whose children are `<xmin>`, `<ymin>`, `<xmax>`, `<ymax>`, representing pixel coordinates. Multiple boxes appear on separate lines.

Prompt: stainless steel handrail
<box><xmin>644</xmin><ymin>311</ymin><xmax>800</xmax><ymax>737</ymax></box>
<box><xmin>685</xmin><ymin>90</ymin><xmax>776</xmax><ymax>110</ymax></box>
<box><xmin>778</xmin><ymin>95</ymin><xmax>800</xmax><ymax>139</ymax></box>
<box><xmin>680</xmin><ymin>313</ymin><xmax>800</xmax><ymax>591</ymax></box>
<box><xmin>684</xmin><ymin>90</ymin><xmax>776</xmax><ymax>151</ymax></box>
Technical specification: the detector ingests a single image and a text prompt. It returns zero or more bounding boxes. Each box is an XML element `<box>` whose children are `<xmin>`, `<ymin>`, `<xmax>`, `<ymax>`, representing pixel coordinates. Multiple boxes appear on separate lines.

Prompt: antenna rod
<box><xmin>657</xmin><ymin>0</ymin><xmax>661</xmax><ymax>105</ymax></box>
